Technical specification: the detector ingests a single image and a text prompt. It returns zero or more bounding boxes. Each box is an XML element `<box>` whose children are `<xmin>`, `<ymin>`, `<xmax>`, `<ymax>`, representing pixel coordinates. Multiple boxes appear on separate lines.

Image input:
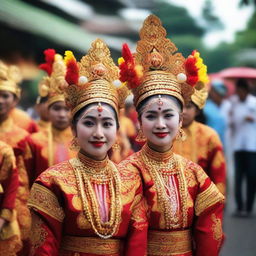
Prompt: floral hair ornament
<box><xmin>38</xmin><ymin>49</ymin><xmax>67</xmax><ymax>106</ymax></box>
<box><xmin>64</xmin><ymin>39</ymin><xmax>130</xmax><ymax>118</ymax></box>
<box><xmin>185</xmin><ymin>50</ymin><xmax>209</xmax><ymax>109</ymax></box>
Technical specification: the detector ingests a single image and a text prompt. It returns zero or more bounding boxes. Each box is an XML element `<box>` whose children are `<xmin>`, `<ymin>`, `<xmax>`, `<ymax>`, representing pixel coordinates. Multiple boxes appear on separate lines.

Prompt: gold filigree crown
<box><xmin>39</xmin><ymin>49</ymin><xmax>67</xmax><ymax>106</ymax></box>
<box><xmin>0</xmin><ymin>60</ymin><xmax>22</xmax><ymax>98</ymax></box>
<box><xmin>119</xmin><ymin>15</ymin><xmax>209</xmax><ymax>108</ymax></box>
<box><xmin>64</xmin><ymin>39</ymin><xmax>129</xmax><ymax>117</ymax></box>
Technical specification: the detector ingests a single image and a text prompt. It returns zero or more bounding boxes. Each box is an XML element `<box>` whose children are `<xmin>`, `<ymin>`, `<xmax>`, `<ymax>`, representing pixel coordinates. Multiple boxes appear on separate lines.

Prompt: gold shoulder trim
<box><xmin>28</xmin><ymin>183</ymin><xmax>65</xmax><ymax>222</ymax></box>
<box><xmin>195</xmin><ymin>183</ymin><xmax>225</xmax><ymax>216</ymax></box>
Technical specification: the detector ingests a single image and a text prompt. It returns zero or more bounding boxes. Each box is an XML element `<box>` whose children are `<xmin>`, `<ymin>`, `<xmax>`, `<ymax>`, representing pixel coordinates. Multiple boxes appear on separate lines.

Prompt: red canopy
<box><xmin>219</xmin><ymin>67</ymin><xmax>256</xmax><ymax>79</ymax></box>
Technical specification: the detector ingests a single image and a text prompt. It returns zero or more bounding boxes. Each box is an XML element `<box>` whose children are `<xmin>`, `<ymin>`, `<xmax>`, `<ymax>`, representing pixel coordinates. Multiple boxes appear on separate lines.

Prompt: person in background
<box><xmin>34</xmin><ymin>96</ymin><xmax>51</xmax><ymax>132</ymax></box>
<box><xmin>9</xmin><ymin>108</ymin><xmax>39</xmax><ymax>134</ymax></box>
<box><xmin>0</xmin><ymin>60</ymin><xmax>31</xmax><ymax>255</ymax></box>
<box><xmin>21</xmin><ymin>49</ymin><xmax>75</xmax><ymax>187</ymax></box>
<box><xmin>204</xmin><ymin>79</ymin><xmax>231</xmax><ymax>148</ymax></box>
<box><xmin>118</xmin><ymin>15</ymin><xmax>225</xmax><ymax>256</ymax></box>
<box><xmin>0</xmin><ymin>140</ymin><xmax>21</xmax><ymax>256</ymax></box>
<box><xmin>173</xmin><ymin>84</ymin><xmax>226</xmax><ymax>195</ymax></box>
<box><xmin>28</xmin><ymin>39</ymin><xmax>148</xmax><ymax>255</ymax></box>
<box><xmin>110</xmin><ymin>108</ymin><xmax>135</xmax><ymax>164</ymax></box>
<box><xmin>230</xmin><ymin>78</ymin><xmax>256</xmax><ymax>217</ymax></box>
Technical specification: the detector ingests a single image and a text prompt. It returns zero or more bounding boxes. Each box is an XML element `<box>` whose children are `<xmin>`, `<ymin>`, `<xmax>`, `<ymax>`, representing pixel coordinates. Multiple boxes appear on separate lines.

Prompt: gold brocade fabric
<box><xmin>147</xmin><ymin>229</ymin><xmax>192</xmax><ymax>256</ymax></box>
<box><xmin>0</xmin><ymin>117</ymin><xmax>31</xmax><ymax>240</ymax></box>
<box><xmin>61</xmin><ymin>236</ymin><xmax>124</xmax><ymax>254</ymax></box>
<box><xmin>173</xmin><ymin>121</ymin><xmax>226</xmax><ymax>195</ymax></box>
<box><xmin>28</xmin><ymin>183</ymin><xmax>65</xmax><ymax>222</ymax></box>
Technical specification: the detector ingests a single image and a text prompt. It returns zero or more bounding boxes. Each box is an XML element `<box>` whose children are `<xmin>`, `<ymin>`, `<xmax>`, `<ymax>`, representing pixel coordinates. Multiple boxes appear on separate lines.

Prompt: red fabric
<box><xmin>29</xmin><ymin>159</ymin><xmax>147</xmax><ymax>255</ymax></box>
<box><xmin>118</xmin><ymin>145</ymin><xmax>225</xmax><ymax>256</ymax></box>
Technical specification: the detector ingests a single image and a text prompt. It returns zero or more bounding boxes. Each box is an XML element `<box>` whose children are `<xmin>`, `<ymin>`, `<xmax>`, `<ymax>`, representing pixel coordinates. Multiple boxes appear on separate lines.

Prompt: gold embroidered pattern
<box><xmin>61</xmin><ymin>236</ymin><xmax>123</xmax><ymax>254</ymax></box>
<box><xmin>130</xmin><ymin>194</ymin><xmax>148</xmax><ymax>231</ymax></box>
<box><xmin>0</xmin><ymin>141</ymin><xmax>15</xmax><ymax>182</ymax></box>
<box><xmin>139</xmin><ymin>144</ymin><xmax>188</xmax><ymax>229</ymax></box>
<box><xmin>147</xmin><ymin>229</ymin><xmax>192</xmax><ymax>255</ymax></box>
<box><xmin>39</xmin><ymin>162</ymin><xmax>78</xmax><ymax>194</ymax></box>
<box><xmin>28</xmin><ymin>183</ymin><xmax>65</xmax><ymax>222</ymax></box>
<box><xmin>211</xmin><ymin>213</ymin><xmax>223</xmax><ymax>248</ymax></box>
<box><xmin>30</xmin><ymin>212</ymin><xmax>48</xmax><ymax>255</ymax></box>
<box><xmin>195</xmin><ymin>183</ymin><xmax>225</xmax><ymax>216</ymax></box>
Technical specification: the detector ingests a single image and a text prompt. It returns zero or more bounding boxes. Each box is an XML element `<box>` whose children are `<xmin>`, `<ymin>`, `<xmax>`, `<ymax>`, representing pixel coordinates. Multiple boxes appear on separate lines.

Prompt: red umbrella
<box><xmin>219</xmin><ymin>67</ymin><xmax>256</xmax><ymax>79</ymax></box>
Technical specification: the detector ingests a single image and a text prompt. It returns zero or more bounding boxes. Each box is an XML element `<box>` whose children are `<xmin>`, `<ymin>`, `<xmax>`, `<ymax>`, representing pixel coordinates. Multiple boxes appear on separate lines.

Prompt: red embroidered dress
<box><xmin>28</xmin><ymin>152</ymin><xmax>148</xmax><ymax>256</ymax></box>
<box><xmin>118</xmin><ymin>144</ymin><xmax>225</xmax><ymax>256</ymax></box>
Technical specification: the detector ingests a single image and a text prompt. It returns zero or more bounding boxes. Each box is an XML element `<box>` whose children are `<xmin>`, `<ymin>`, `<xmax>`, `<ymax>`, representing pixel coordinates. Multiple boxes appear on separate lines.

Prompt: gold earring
<box><xmin>176</xmin><ymin>128</ymin><xmax>186</xmax><ymax>141</ymax></box>
<box><xmin>135</xmin><ymin>129</ymin><xmax>146</xmax><ymax>142</ymax></box>
<box><xmin>70</xmin><ymin>137</ymin><xmax>80</xmax><ymax>151</ymax></box>
<box><xmin>112</xmin><ymin>141</ymin><xmax>120</xmax><ymax>151</ymax></box>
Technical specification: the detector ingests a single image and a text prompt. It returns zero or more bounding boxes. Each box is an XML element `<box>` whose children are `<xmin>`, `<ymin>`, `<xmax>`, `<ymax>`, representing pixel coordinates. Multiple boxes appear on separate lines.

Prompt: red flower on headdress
<box><xmin>39</xmin><ymin>49</ymin><xmax>56</xmax><ymax>76</ymax></box>
<box><xmin>118</xmin><ymin>43</ymin><xmax>143</xmax><ymax>89</ymax></box>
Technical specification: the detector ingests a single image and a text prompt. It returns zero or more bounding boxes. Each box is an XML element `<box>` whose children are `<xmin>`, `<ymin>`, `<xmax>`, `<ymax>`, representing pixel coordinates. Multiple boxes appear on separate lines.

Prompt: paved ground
<box><xmin>220</xmin><ymin>158</ymin><xmax>256</xmax><ymax>256</ymax></box>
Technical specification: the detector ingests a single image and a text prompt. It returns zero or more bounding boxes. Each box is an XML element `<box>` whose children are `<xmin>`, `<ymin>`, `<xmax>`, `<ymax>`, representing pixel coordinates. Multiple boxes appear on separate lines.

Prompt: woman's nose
<box><xmin>155</xmin><ymin>117</ymin><xmax>166</xmax><ymax>129</ymax></box>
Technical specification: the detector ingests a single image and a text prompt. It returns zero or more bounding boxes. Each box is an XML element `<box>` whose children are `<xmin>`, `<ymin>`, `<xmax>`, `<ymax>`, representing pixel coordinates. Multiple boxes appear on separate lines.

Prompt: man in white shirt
<box><xmin>230</xmin><ymin>78</ymin><xmax>256</xmax><ymax>217</ymax></box>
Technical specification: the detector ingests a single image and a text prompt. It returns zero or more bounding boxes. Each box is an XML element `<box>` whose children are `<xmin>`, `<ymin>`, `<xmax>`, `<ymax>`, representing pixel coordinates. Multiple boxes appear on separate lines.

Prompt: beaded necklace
<box><xmin>70</xmin><ymin>154</ymin><xmax>122</xmax><ymax>239</ymax></box>
<box><xmin>140</xmin><ymin>144</ymin><xmax>188</xmax><ymax>229</ymax></box>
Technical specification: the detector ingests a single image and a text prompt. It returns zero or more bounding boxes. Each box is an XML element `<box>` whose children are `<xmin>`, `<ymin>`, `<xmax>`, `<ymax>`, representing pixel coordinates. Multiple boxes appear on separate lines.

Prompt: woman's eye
<box><xmin>165</xmin><ymin>114</ymin><xmax>174</xmax><ymax>118</ymax></box>
<box><xmin>83</xmin><ymin>121</ymin><xmax>94</xmax><ymax>127</ymax></box>
<box><xmin>103</xmin><ymin>122</ymin><xmax>113</xmax><ymax>128</ymax></box>
<box><xmin>145</xmin><ymin>115</ymin><xmax>155</xmax><ymax>120</ymax></box>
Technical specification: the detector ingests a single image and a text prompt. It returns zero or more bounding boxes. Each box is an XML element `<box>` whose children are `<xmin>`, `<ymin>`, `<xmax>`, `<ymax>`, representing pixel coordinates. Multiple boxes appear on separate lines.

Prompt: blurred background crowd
<box><xmin>0</xmin><ymin>0</ymin><xmax>256</xmax><ymax>255</ymax></box>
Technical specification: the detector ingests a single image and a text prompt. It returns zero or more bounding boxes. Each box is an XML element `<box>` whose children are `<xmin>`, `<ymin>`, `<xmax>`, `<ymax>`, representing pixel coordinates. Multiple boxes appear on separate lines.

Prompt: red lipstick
<box><xmin>154</xmin><ymin>132</ymin><xmax>169</xmax><ymax>138</ymax></box>
<box><xmin>90</xmin><ymin>141</ymin><xmax>105</xmax><ymax>148</ymax></box>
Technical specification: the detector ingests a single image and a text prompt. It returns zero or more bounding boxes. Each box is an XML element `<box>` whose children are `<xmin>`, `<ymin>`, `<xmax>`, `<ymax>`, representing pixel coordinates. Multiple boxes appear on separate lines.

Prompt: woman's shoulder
<box><xmin>36</xmin><ymin>160</ymin><xmax>73</xmax><ymax>184</ymax></box>
<box><xmin>117</xmin><ymin>152</ymin><xmax>142</xmax><ymax>180</ymax></box>
<box><xmin>174</xmin><ymin>153</ymin><xmax>205</xmax><ymax>180</ymax></box>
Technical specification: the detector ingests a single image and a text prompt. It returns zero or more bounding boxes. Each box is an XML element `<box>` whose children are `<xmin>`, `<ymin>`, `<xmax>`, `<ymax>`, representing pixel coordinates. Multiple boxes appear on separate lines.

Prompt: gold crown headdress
<box><xmin>64</xmin><ymin>39</ymin><xmax>129</xmax><ymax>117</ymax></box>
<box><xmin>0</xmin><ymin>60</ymin><xmax>22</xmax><ymax>98</ymax></box>
<box><xmin>38</xmin><ymin>49</ymin><xmax>67</xmax><ymax>106</ymax></box>
<box><xmin>119</xmin><ymin>15</ymin><xmax>209</xmax><ymax>108</ymax></box>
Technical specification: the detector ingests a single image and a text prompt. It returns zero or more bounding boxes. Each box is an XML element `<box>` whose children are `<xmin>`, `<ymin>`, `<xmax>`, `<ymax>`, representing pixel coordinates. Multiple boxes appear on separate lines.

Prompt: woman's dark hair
<box><xmin>136</xmin><ymin>94</ymin><xmax>183</xmax><ymax>121</ymax></box>
<box><xmin>71</xmin><ymin>102</ymin><xmax>120</xmax><ymax>132</ymax></box>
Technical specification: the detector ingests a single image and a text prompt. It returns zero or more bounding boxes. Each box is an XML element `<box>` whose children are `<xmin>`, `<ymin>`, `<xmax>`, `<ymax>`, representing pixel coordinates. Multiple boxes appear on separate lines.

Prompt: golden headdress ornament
<box><xmin>0</xmin><ymin>60</ymin><xmax>22</xmax><ymax>98</ymax></box>
<box><xmin>191</xmin><ymin>85</ymin><xmax>209</xmax><ymax>109</ymax></box>
<box><xmin>38</xmin><ymin>49</ymin><xmax>67</xmax><ymax>106</ymax></box>
<box><xmin>64</xmin><ymin>39</ymin><xmax>129</xmax><ymax>117</ymax></box>
<box><xmin>119</xmin><ymin>15</ymin><xmax>209</xmax><ymax>108</ymax></box>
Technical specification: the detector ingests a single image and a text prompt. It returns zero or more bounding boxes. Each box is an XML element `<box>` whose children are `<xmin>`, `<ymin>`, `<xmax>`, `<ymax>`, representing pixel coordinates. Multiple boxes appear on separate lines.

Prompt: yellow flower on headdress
<box><xmin>193</xmin><ymin>50</ymin><xmax>209</xmax><ymax>85</ymax></box>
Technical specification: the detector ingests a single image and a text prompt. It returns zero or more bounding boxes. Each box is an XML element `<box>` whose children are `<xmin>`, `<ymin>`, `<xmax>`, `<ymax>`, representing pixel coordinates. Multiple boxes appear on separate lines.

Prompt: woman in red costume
<box><xmin>28</xmin><ymin>39</ymin><xmax>148</xmax><ymax>256</ymax></box>
<box><xmin>118</xmin><ymin>15</ymin><xmax>225</xmax><ymax>256</ymax></box>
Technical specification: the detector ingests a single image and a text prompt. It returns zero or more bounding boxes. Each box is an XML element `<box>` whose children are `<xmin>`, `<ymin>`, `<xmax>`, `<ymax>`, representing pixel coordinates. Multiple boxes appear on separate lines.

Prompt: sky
<box><xmin>168</xmin><ymin>0</ymin><xmax>254</xmax><ymax>48</ymax></box>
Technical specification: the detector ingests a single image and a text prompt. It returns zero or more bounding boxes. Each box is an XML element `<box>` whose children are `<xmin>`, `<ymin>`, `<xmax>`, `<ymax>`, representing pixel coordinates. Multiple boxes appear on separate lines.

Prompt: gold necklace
<box><xmin>140</xmin><ymin>147</ymin><xmax>188</xmax><ymax>229</ymax></box>
<box><xmin>71</xmin><ymin>158</ymin><xmax>122</xmax><ymax>239</ymax></box>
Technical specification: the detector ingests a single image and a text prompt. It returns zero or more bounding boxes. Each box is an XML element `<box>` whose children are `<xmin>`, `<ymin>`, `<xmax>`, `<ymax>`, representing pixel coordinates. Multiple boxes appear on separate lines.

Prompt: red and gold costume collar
<box><xmin>141</xmin><ymin>143</ymin><xmax>174</xmax><ymax>163</ymax></box>
<box><xmin>77</xmin><ymin>151</ymin><xmax>108</xmax><ymax>169</ymax></box>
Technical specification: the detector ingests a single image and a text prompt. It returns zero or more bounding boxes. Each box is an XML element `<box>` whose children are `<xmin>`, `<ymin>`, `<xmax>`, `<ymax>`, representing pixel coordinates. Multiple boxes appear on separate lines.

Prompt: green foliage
<box><xmin>170</xmin><ymin>35</ymin><xmax>204</xmax><ymax>57</ymax></box>
<box><xmin>203</xmin><ymin>43</ymin><xmax>237</xmax><ymax>72</ymax></box>
<box><xmin>153</xmin><ymin>1</ymin><xmax>204</xmax><ymax>36</ymax></box>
